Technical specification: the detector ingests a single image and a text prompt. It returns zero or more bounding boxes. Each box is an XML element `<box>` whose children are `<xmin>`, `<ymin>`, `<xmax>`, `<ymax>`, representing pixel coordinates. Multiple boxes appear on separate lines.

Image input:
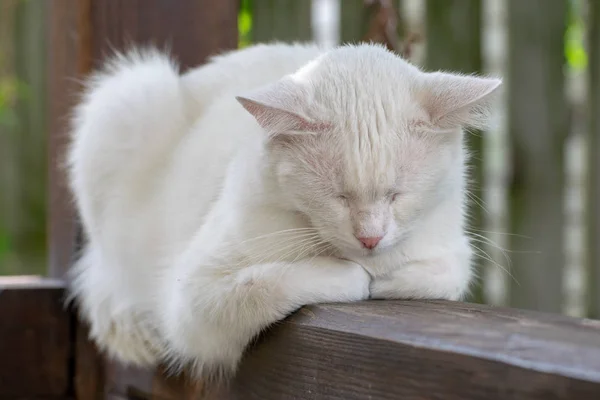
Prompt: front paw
<box><xmin>369</xmin><ymin>258</ymin><xmax>470</xmax><ymax>301</ymax></box>
<box><xmin>320</xmin><ymin>258</ymin><xmax>371</xmax><ymax>302</ymax></box>
<box><xmin>84</xmin><ymin>309</ymin><xmax>163</xmax><ymax>366</ymax></box>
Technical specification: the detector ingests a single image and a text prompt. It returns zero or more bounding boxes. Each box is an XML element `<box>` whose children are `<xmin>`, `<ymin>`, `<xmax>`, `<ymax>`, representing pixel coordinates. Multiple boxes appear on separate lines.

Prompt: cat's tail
<box><xmin>66</xmin><ymin>49</ymin><xmax>190</xmax><ymax>366</ymax></box>
<box><xmin>67</xmin><ymin>48</ymin><xmax>190</xmax><ymax>232</ymax></box>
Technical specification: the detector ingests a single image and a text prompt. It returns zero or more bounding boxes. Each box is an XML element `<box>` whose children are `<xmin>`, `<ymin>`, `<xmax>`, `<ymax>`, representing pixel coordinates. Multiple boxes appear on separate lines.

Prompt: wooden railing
<box><xmin>2</xmin><ymin>0</ymin><xmax>600</xmax><ymax>399</ymax></box>
<box><xmin>2</xmin><ymin>277</ymin><xmax>600</xmax><ymax>399</ymax></box>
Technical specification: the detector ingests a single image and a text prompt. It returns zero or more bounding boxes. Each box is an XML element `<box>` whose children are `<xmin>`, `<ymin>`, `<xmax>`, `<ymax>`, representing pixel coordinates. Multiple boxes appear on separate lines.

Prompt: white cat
<box><xmin>67</xmin><ymin>42</ymin><xmax>501</xmax><ymax>376</ymax></box>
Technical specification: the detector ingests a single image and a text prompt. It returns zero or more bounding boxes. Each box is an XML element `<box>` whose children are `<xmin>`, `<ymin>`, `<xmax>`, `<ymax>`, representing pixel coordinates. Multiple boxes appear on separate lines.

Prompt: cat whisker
<box><xmin>465</xmin><ymin>191</ymin><xmax>490</xmax><ymax>215</ymax></box>
<box><xmin>471</xmin><ymin>244</ymin><xmax>519</xmax><ymax>286</ymax></box>
<box><xmin>467</xmin><ymin>232</ymin><xmax>513</xmax><ymax>268</ymax></box>
<box><xmin>465</xmin><ymin>227</ymin><xmax>532</xmax><ymax>240</ymax></box>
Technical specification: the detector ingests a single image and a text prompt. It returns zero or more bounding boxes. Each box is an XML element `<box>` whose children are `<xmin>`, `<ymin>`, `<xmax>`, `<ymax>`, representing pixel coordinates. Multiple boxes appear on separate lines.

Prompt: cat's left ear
<box><xmin>236</xmin><ymin>79</ymin><xmax>329</xmax><ymax>138</ymax></box>
<box><xmin>418</xmin><ymin>72</ymin><xmax>502</xmax><ymax>131</ymax></box>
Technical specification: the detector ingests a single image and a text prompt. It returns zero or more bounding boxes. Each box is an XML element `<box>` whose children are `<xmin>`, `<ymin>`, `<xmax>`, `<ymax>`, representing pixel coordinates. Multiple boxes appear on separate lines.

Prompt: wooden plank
<box><xmin>89</xmin><ymin>0</ymin><xmax>238</xmax><ymax>71</ymax></box>
<box><xmin>588</xmin><ymin>0</ymin><xmax>600</xmax><ymax>318</ymax></box>
<box><xmin>251</xmin><ymin>0</ymin><xmax>312</xmax><ymax>43</ymax></box>
<box><xmin>507</xmin><ymin>0</ymin><xmax>568</xmax><ymax>312</ymax></box>
<box><xmin>227</xmin><ymin>301</ymin><xmax>600</xmax><ymax>399</ymax></box>
<box><xmin>0</xmin><ymin>279</ymin><xmax>71</xmax><ymax>398</ymax></box>
<box><xmin>425</xmin><ymin>0</ymin><xmax>485</xmax><ymax>303</ymax></box>
<box><xmin>47</xmin><ymin>0</ymin><xmax>92</xmax><ymax>279</ymax></box>
<box><xmin>109</xmin><ymin>300</ymin><xmax>600</xmax><ymax>399</ymax></box>
<box><xmin>74</xmin><ymin>323</ymin><xmax>105</xmax><ymax>400</ymax></box>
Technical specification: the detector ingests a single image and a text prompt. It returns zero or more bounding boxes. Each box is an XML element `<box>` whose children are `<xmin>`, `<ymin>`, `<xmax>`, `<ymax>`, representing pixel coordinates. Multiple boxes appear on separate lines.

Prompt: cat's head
<box><xmin>236</xmin><ymin>44</ymin><xmax>501</xmax><ymax>258</ymax></box>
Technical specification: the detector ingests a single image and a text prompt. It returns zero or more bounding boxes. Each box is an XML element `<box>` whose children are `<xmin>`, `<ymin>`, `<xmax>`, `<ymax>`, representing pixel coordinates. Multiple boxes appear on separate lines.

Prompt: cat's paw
<box><xmin>369</xmin><ymin>257</ymin><xmax>470</xmax><ymax>301</ymax></box>
<box><xmin>309</xmin><ymin>257</ymin><xmax>371</xmax><ymax>302</ymax></box>
<box><xmin>85</xmin><ymin>310</ymin><xmax>164</xmax><ymax>366</ymax></box>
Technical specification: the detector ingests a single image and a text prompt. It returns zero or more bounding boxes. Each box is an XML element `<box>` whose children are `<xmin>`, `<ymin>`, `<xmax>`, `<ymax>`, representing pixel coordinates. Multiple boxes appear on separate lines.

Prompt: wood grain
<box><xmin>47</xmin><ymin>0</ymin><xmax>92</xmax><ymax>279</ymax></box>
<box><xmin>0</xmin><ymin>279</ymin><xmax>71</xmax><ymax>397</ymax></box>
<box><xmin>89</xmin><ymin>0</ymin><xmax>238</xmax><ymax>71</ymax></box>
<box><xmin>228</xmin><ymin>300</ymin><xmax>600</xmax><ymax>399</ymax></box>
<box><xmin>2</xmin><ymin>282</ymin><xmax>597</xmax><ymax>399</ymax></box>
<box><xmin>74</xmin><ymin>322</ymin><xmax>105</xmax><ymax>400</ymax></box>
<box><xmin>108</xmin><ymin>300</ymin><xmax>600</xmax><ymax>399</ymax></box>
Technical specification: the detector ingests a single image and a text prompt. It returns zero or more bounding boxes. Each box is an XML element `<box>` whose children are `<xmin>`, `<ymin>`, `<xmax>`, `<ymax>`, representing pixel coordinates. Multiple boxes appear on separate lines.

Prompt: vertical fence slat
<box><xmin>507</xmin><ymin>0</ymin><xmax>568</xmax><ymax>312</ymax></box>
<box><xmin>340</xmin><ymin>0</ymin><xmax>368</xmax><ymax>44</ymax></box>
<box><xmin>47</xmin><ymin>0</ymin><xmax>91</xmax><ymax>279</ymax></box>
<box><xmin>0</xmin><ymin>0</ymin><xmax>18</xmax><ymax>276</ymax></box>
<box><xmin>252</xmin><ymin>0</ymin><xmax>312</xmax><ymax>43</ymax></box>
<box><xmin>11</xmin><ymin>0</ymin><xmax>48</xmax><ymax>275</ymax></box>
<box><xmin>588</xmin><ymin>0</ymin><xmax>600</xmax><ymax>319</ymax></box>
<box><xmin>425</xmin><ymin>0</ymin><xmax>484</xmax><ymax>303</ymax></box>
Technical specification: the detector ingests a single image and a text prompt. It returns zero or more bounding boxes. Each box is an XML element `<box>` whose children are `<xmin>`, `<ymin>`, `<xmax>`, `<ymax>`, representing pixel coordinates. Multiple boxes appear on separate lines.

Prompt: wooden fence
<box><xmin>1</xmin><ymin>0</ymin><xmax>600</xmax><ymax>398</ymax></box>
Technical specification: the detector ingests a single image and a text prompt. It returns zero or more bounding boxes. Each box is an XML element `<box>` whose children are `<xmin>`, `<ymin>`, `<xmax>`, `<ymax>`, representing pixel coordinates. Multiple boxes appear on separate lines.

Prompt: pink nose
<box><xmin>357</xmin><ymin>236</ymin><xmax>383</xmax><ymax>250</ymax></box>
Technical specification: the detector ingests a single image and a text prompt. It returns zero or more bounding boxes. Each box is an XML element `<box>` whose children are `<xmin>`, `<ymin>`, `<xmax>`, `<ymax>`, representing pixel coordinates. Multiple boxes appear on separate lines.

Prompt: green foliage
<box><xmin>565</xmin><ymin>0</ymin><xmax>587</xmax><ymax>71</ymax></box>
<box><xmin>0</xmin><ymin>77</ymin><xmax>19</xmax><ymax>128</ymax></box>
<box><xmin>238</xmin><ymin>0</ymin><xmax>252</xmax><ymax>48</ymax></box>
<box><xmin>0</xmin><ymin>232</ymin><xmax>9</xmax><ymax>264</ymax></box>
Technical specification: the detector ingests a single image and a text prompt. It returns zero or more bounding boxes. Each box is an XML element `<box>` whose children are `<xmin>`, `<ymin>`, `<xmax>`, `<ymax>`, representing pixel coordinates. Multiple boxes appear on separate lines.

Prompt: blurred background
<box><xmin>0</xmin><ymin>0</ymin><xmax>597</xmax><ymax>318</ymax></box>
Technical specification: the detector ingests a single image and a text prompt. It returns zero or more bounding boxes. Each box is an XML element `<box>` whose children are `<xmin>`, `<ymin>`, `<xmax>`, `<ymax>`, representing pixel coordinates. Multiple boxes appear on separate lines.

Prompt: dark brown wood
<box><xmin>104</xmin><ymin>361</ymin><xmax>154</xmax><ymax>399</ymax></box>
<box><xmin>108</xmin><ymin>300</ymin><xmax>600</xmax><ymax>399</ymax></box>
<box><xmin>2</xmin><ymin>291</ymin><xmax>599</xmax><ymax>400</ymax></box>
<box><xmin>47</xmin><ymin>0</ymin><xmax>92</xmax><ymax>279</ymax></box>
<box><xmin>74</xmin><ymin>323</ymin><xmax>105</xmax><ymax>400</ymax></box>
<box><xmin>89</xmin><ymin>0</ymin><xmax>238</xmax><ymax>71</ymax></box>
<box><xmin>227</xmin><ymin>301</ymin><xmax>600</xmax><ymax>400</ymax></box>
<box><xmin>0</xmin><ymin>277</ymin><xmax>71</xmax><ymax>398</ymax></box>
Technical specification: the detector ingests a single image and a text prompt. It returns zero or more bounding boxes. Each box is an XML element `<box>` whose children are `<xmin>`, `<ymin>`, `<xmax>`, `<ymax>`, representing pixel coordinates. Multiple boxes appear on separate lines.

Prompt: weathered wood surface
<box><xmin>103</xmin><ymin>301</ymin><xmax>600</xmax><ymax>400</ymax></box>
<box><xmin>226</xmin><ymin>301</ymin><xmax>600</xmax><ymax>400</ymax></box>
<box><xmin>47</xmin><ymin>0</ymin><xmax>91</xmax><ymax>279</ymax></box>
<box><xmin>89</xmin><ymin>0</ymin><xmax>238</xmax><ymax>71</ymax></box>
<box><xmin>588</xmin><ymin>0</ymin><xmax>600</xmax><ymax>319</ymax></box>
<box><xmin>0</xmin><ymin>277</ymin><xmax>71</xmax><ymax>398</ymax></box>
<box><xmin>2</xmin><ymin>278</ymin><xmax>600</xmax><ymax>399</ymax></box>
<box><xmin>507</xmin><ymin>0</ymin><xmax>568</xmax><ymax>312</ymax></box>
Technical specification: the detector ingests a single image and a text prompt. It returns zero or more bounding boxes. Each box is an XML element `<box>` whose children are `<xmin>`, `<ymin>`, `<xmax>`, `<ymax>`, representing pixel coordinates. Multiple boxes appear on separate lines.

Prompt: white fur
<box><xmin>67</xmin><ymin>42</ymin><xmax>501</xmax><ymax>376</ymax></box>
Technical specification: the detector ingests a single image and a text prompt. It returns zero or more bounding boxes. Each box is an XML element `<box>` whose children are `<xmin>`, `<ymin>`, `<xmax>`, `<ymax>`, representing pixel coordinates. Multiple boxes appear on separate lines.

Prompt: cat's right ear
<box><xmin>236</xmin><ymin>80</ymin><xmax>329</xmax><ymax>138</ymax></box>
<box><xmin>417</xmin><ymin>72</ymin><xmax>502</xmax><ymax>132</ymax></box>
